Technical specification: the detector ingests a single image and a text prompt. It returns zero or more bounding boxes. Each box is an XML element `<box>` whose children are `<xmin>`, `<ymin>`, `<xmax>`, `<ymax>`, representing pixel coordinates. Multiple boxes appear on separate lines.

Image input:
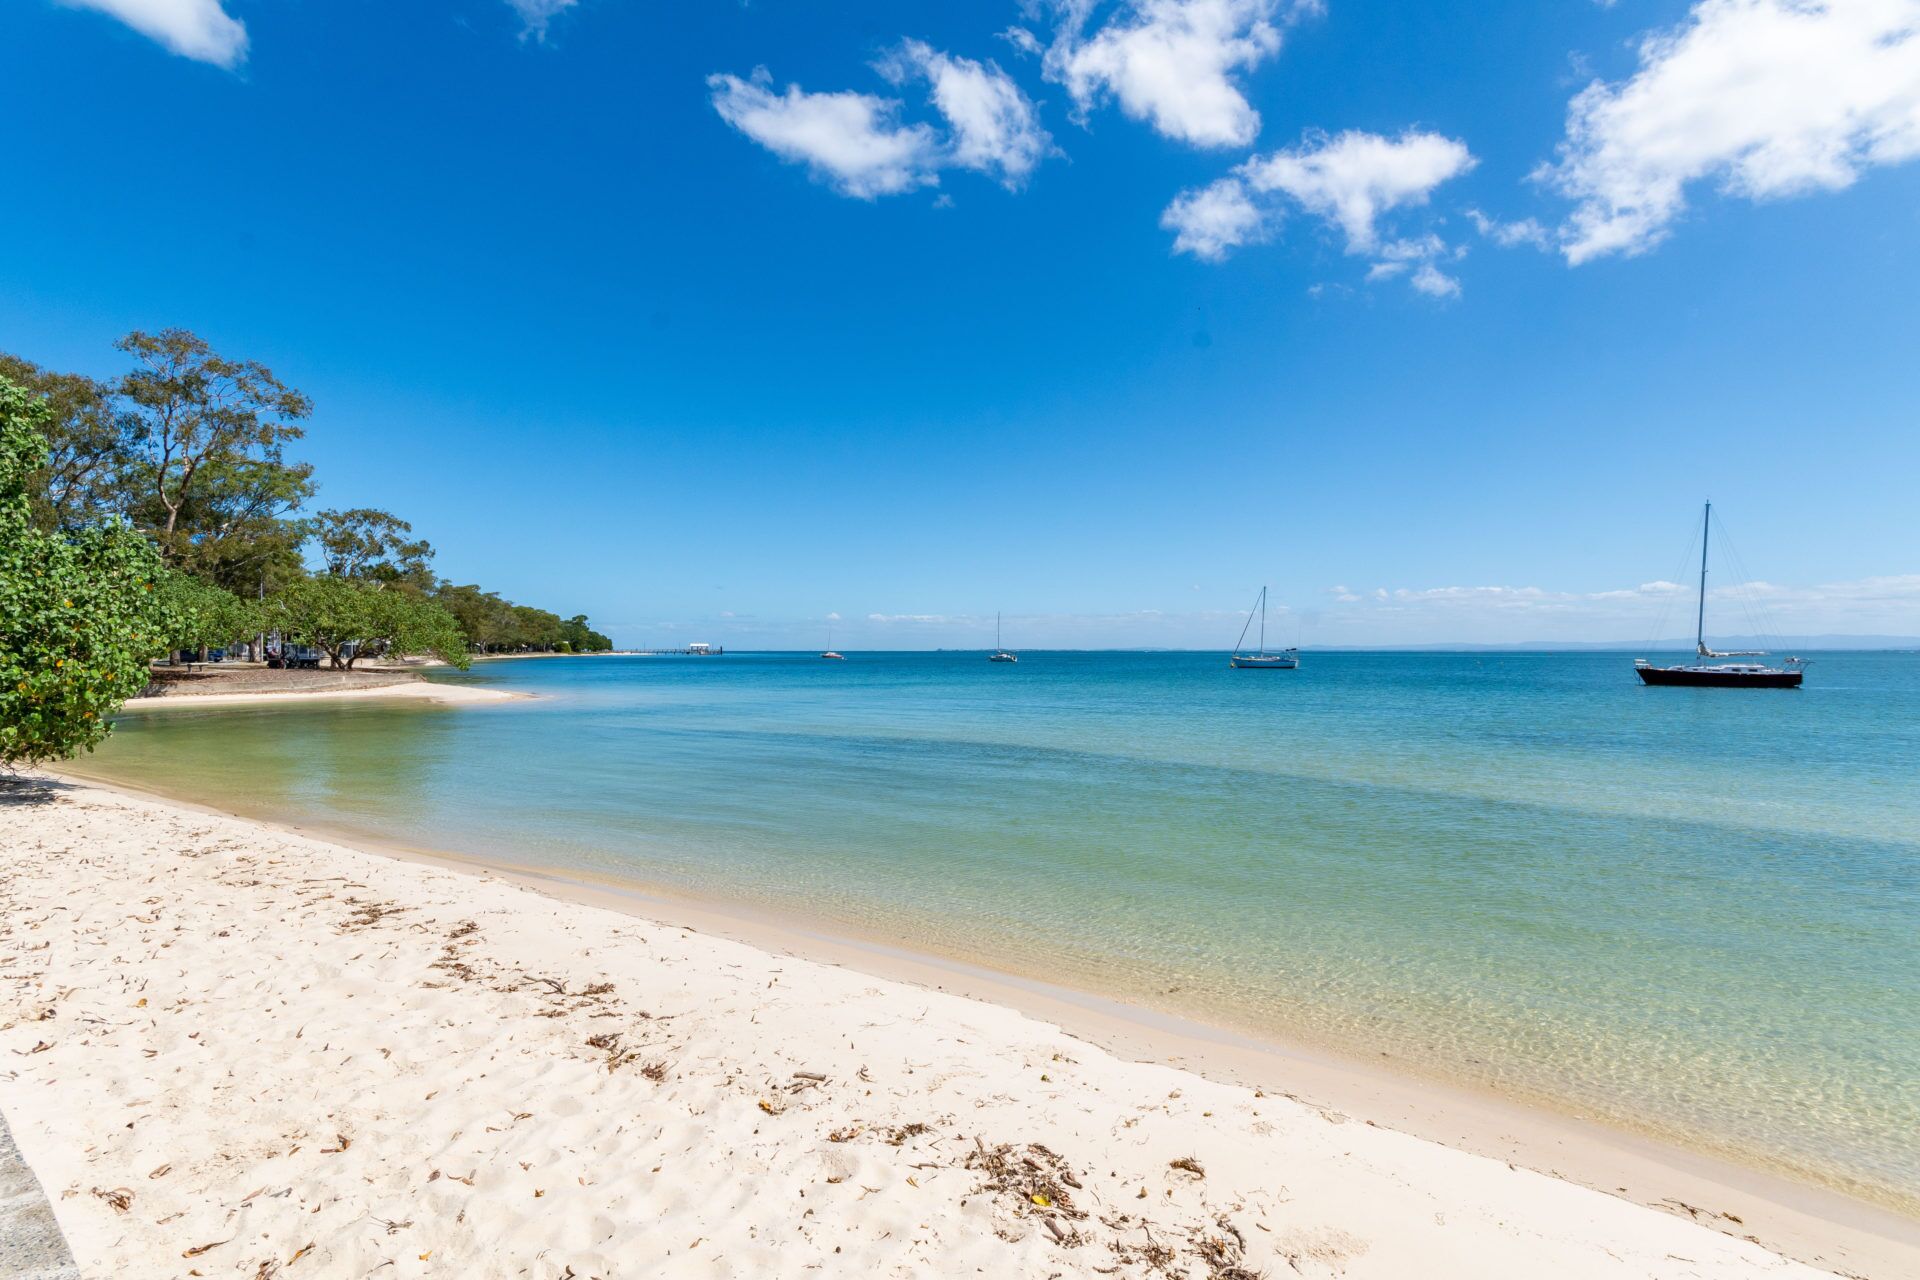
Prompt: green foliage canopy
<box><xmin>1</xmin><ymin>375</ymin><xmax>176</xmax><ymax>765</ymax></box>
<box><xmin>312</xmin><ymin>507</ymin><xmax>435</xmax><ymax>586</ymax></box>
<box><xmin>154</xmin><ymin>570</ymin><xmax>257</xmax><ymax>654</ymax></box>
<box><xmin>4</xmin><ymin>334</ymin><xmax>618</xmax><ymax>670</ymax></box>
<box><xmin>116</xmin><ymin>328</ymin><xmax>317</xmax><ymax>589</ymax></box>
<box><xmin>262</xmin><ymin>576</ymin><xmax>471</xmax><ymax>671</ymax></box>
<box><xmin>0</xmin><ymin>353</ymin><xmax>130</xmax><ymax>532</ymax></box>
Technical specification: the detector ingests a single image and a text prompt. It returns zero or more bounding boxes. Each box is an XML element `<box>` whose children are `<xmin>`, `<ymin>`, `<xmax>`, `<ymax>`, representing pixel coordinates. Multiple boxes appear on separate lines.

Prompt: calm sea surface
<box><xmin>64</xmin><ymin>651</ymin><xmax>1920</xmax><ymax>1211</ymax></box>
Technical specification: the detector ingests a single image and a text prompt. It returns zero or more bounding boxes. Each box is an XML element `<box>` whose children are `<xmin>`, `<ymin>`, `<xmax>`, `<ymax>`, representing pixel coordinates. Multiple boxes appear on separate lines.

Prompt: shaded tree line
<box><xmin>1</xmin><ymin>331</ymin><xmax>613</xmax><ymax>764</ymax></box>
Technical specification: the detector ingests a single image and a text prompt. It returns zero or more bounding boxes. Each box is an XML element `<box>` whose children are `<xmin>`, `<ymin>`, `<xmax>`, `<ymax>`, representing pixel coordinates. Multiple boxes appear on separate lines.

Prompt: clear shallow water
<box><xmin>67</xmin><ymin>651</ymin><xmax>1920</xmax><ymax>1212</ymax></box>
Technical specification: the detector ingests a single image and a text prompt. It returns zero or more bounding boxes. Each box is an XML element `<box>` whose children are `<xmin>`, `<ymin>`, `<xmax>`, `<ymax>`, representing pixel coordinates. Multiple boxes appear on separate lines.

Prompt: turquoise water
<box><xmin>68</xmin><ymin>651</ymin><xmax>1920</xmax><ymax>1212</ymax></box>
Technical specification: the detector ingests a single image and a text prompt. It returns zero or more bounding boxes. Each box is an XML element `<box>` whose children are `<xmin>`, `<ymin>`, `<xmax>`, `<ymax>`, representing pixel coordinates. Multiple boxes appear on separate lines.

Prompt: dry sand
<box><xmin>0</xmin><ymin>776</ymin><xmax>1907</xmax><ymax>1279</ymax></box>
<box><xmin>118</xmin><ymin>680</ymin><xmax>523</xmax><ymax>711</ymax></box>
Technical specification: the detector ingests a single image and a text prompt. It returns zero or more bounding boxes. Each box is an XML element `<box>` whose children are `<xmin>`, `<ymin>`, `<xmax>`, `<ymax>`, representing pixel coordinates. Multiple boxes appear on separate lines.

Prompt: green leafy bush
<box><xmin>1</xmin><ymin>375</ymin><xmax>176</xmax><ymax>765</ymax></box>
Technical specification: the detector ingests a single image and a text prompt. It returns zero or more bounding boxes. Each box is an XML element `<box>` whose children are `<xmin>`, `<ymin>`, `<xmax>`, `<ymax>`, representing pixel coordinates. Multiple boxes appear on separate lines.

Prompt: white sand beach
<box><xmin>117</xmin><ymin>681</ymin><xmax>524</xmax><ymax>711</ymax></box>
<box><xmin>0</xmin><ymin>776</ymin><xmax>1909</xmax><ymax>1279</ymax></box>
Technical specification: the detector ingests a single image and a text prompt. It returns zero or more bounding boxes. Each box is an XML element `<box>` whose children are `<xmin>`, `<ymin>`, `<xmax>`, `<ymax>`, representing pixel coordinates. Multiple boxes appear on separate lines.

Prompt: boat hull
<box><xmin>1636</xmin><ymin>666</ymin><xmax>1801</xmax><ymax>688</ymax></box>
<box><xmin>1230</xmin><ymin>656</ymin><xmax>1298</xmax><ymax>670</ymax></box>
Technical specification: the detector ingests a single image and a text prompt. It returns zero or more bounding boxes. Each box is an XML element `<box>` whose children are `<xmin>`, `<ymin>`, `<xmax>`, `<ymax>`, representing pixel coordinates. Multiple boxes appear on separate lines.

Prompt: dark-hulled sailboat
<box><xmin>1635</xmin><ymin>503</ymin><xmax>1805</xmax><ymax>689</ymax></box>
<box><xmin>1230</xmin><ymin>586</ymin><xmax>1299</xmax><ymax>670</ymax></box>
<box><xmin>989</xmin><ymin>613</ymin><xmax>1017</xmax><ymax>663</ymax></box>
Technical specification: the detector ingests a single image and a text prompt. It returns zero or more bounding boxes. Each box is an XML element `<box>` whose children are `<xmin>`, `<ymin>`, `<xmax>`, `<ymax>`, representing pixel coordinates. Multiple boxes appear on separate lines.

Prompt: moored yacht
<box><xmin>989</xmin><ymin>612</ymin><xmax>1017</xmax><ymax>663</ymax></box>
<box><xmin>1230</xmin><ymin>586</ymin><xmax>1299</xmax><ymax>670</ymax></box>
<box><xmin>1636</xmin><ymin>503</ymin><xmax>1805</xmax><ymax>689</ymax></box>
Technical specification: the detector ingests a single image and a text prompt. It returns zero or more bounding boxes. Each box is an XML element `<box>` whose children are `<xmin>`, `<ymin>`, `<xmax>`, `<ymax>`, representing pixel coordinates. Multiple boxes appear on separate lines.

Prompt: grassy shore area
<box><xmin>2</xmin><ymin>774</ymin><xmax>1910</xmax><ymax>1278</ymax></box>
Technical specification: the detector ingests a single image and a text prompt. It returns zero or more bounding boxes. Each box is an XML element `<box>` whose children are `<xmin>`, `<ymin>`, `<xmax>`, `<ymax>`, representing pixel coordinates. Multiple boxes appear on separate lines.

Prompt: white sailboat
<box><xmin>989</xmin><ymin>612</ymin><xmax>1017</xmax><ymax>663</ymax></box>
<box><xmin>1229</xmin><ymin>586</ymin><xmax>1299</xmax><ymax>670</ymax></box>
<box><xmin>821</xmin><ymin>625</ymin><xmax>844</xmax><ymax>660</ymax></box>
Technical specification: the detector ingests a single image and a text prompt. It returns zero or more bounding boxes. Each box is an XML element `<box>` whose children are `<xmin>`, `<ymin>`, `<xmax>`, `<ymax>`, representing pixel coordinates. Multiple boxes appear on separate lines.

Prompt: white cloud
<box><xmin>1159</xmin><ymin>176</ymin><xmax>1267</xmax><ymax>258</ymax></box>
<box><xmin>1546</xmin><ymin>0</ymin><xmax>1920</xmax><ymax>263</ymax></box>
<box><xmin>1044</xmin><ymin>0</ymin><xmax>1306</xmax><ymax>148</ymax></box>
<box><xmin>65</xmin><ymin>0</ymin><xmax>246</xmax><ymax>67</ymax></box>
<box><xmin>878</xmin><ymin>41</ymin><xmax>1052</xmax><ymax>187</ymax></box>
<box><xmin>1466</xmin><ymin>208</ymin><xmax>1551</xmax><ymax>249</ymax></box>
<box><xmin>1241</xmin><ymin>129</ymin><xmax>1477</xmax><ymax>253</ymax></box>
<box><xmin>505</xmin><ymin>0</ymin><xmax>577</xmax><ymax>40</ymax></box>
<box><xmin>709</xmin><ymin>70</ymin><xmax>943</xmax><ymax>199</ymax></box>
<box><xmin>1164</xmin><ymin>130</ymin><xmax>1475</xmax><ymax>292</ymax></box>
<box><xmin>1001</xmin><ymin>25</ymin><xmax>1046</xmax><ymax>58</ymax></box>
<box><xmin>1409</xmin><ymin>261</ymin><xmax>1461</xmax><ymax>297</ymax></box>
<box><xmin>713</xmin><ymin>46</ymin><xmax>1051</xmax><ymax>198</ymax></box>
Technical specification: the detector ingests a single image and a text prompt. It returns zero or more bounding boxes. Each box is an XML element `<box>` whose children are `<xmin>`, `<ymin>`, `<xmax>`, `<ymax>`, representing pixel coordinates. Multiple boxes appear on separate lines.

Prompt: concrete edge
<box><xmin>0</xmin><ymin>1107</ymin><xmax>80</xmax><ymax>1280</ymax></box>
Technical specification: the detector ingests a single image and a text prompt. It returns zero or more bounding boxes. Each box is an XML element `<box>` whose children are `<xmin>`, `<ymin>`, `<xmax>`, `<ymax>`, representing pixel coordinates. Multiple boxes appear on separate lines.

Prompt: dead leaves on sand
<box><xmin>966</xmin><ymin>1137</ymin><xmax>1086</xmax><ymax>1228</ymax></box>
<box><xmin>337</xmin><ymin>897</ymin><xmax>407</xmax><ymax>932</ymax></box>
<box><xmin>91</xmin><ymin>1185</ymin><xmax>134</xmax><ymax>1213</ymax></box>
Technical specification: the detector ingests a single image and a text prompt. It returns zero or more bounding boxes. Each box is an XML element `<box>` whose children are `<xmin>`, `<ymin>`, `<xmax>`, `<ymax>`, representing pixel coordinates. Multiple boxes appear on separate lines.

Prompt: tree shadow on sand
<box><xmin>0</xmin><ymin>772</ymin><xmax>72</xmax><ymax>808</ymax></box>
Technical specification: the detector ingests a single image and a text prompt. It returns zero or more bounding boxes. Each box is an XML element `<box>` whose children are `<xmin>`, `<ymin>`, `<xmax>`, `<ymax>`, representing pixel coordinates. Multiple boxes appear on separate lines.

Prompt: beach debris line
<box><xmin>965</xmin><ymin>1136</ymin><xmax>1087</xmax><ymax>1231</ymax></box>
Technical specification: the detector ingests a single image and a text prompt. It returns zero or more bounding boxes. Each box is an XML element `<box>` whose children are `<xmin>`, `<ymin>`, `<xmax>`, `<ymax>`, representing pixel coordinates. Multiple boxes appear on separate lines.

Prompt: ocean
<box><xmin>63</xmin><ymin>649</ymin><xmax>1920</xmax><ymax>1212</ymax></box>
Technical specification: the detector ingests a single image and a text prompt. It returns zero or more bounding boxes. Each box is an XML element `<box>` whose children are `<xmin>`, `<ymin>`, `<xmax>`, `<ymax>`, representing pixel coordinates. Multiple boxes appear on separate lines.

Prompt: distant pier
<box><xmin>633</xmin><ymin>644</ymin><xmax>724</xmax><ymax>656</ymax></box>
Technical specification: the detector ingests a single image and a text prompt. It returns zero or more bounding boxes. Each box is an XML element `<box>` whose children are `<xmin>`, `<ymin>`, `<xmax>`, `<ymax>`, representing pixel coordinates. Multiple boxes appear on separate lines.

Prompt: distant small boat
<box><xmin>1636</xmin><ymin>502</ymin><xmax>1804</xmax><ymax>689</ymax></box>
<box><xmin>821</xmin><ymin>625</ymin><xmax>844</xmax><ymax>660</ymax></box>
<box><xmin>1230</xmin><ymin>586</ymin><xmax>1299</xmax><ymax>670</ymax></box>
<box><xmin>989</xmin><ymin>612</ymin><xmax>1018</xmax><ymax>663</ymax></box>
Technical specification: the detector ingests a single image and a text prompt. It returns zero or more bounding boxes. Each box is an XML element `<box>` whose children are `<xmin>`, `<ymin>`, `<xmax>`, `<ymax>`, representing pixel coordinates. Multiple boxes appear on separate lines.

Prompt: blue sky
<box><xmin>4</xmin><ymin>0</ymin><xmax>1919</xmax><ymax>647</ymax></box>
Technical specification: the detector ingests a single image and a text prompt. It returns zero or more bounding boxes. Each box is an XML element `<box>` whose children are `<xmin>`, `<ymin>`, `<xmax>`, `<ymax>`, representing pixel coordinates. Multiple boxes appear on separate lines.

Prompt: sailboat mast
<box><xmin>1259</xmin><ymin>587</ymin><xmax>1266</xmax><ymax>653</ymax></box>
<box><xmin>1696</xmin><ymin>502</ymin><xmax>1711</xmax><ymax>653</ymax></box>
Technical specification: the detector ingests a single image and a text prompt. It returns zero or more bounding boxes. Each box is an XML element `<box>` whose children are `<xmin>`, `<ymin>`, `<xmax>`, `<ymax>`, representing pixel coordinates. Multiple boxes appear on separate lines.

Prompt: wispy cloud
<box><xmin>1544</xmin><ymin>0</ymin><xmax>1920</xmax><ymax>263</ymax></box>
<box><xmin>709</xmin><ymin>69</ymin><xmax>945</xmax><ymax>199</ymax></box>
<box><xmin>504</xmin><ymin>0</ymin><xmax>578</xmax><ymax>41</ymax></box>
<box><xmin>1242</xmin><ymin>130</ymin><xmax>1476</xmax><ymax>254</ymax></box>
<box><xmin>1465</xmin><ymin>208</ymin><xmax>1550</xmax><ymax>250</ymax></box>
<box><xmin>711</xmin><ymin>45</ymin><xmax>1051</xmax><ymax>198</ymax></box>
<box><xmin>620</xmin><ymin>575</ymin><xmax>1920</xmax><ymax>649</ymax></box>
<box><xmin>1039</xmin><ymin>0</ymin><xmax>1317</xmax><ymax>148</ymax></box>
<box><xmin>1314</xmin><ymin>574</ymin><xmax>1920</xmax><ymax>643</ymax></box>
<box><xmin>1165</xmin><ymin>129</ymin><xmax>1475</xmax><ymax>292</ymax></box>
<box><xmin>64</xmin><ymin>0</ymin><xmax>247</xmax><ymax>67</ymax></box>
<box><xmin>876</xmin><ymin>40</ymin><xmax>1053</xmax><ymax>187</ymax></box>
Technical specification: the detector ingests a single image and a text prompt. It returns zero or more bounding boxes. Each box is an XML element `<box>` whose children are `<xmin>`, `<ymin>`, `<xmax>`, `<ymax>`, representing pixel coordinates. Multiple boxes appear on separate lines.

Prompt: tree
<box><xmin>262</xmin><ymin>576</ymin><xmax>470</xmax><ymax>671</ymax></box>
<box><xmin>153</xmin><ymin>569</ymin><xmax>257</xmax><ymax>657</ymax></box>
<box><xmin>561</xmin><ymin>613</ymin><xmax>613</xmax><ymax>652</ymax></box>
<box><xmin>509</xmin><ymin>604</ymin><xmax>566</xmax><ymax>650</ymax></box>
<box><xmin>1</xmin><ymin>374</ymin><xmax>176</xmax><ymax>766</ymax></box>
<box><xmin>312</xmin><ymin>507</ymin><xmax>435</xmax><ymax>585</ymax></box>
<box><xmin>431</xmin><ymin>582</ymin><xmax>512</xmax><ymax>651</ymax></box>
<box><xmin>0</xmin><ymin>352</ymin><xmax>134</xmax><ymax>531</ymax></box>
<box><xmin>115</xmin><ymin>329</ymin><xmax>316</xmax><ymax>580</ymax></box>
